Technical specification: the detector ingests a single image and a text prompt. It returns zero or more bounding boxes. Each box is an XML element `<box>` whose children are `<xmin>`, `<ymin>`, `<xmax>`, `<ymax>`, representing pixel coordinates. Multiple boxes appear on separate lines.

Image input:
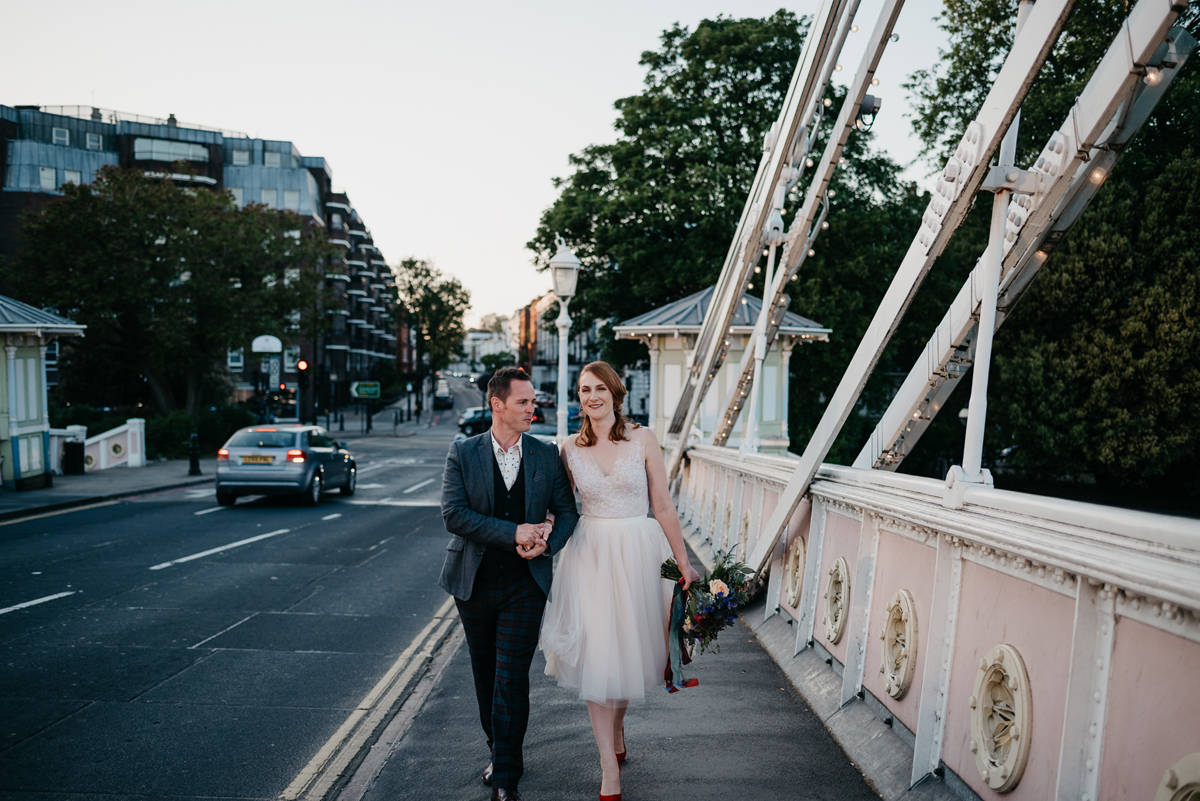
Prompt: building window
<box><xmin>232</xmin><ymin>149</ymin><xmax>250</xmax><ymax>166</ymax></box>
<box><xmin>284</xmin><ymin>347</ymin><xmax>300</xmax><ymax>371</ymax></box>
<box><xmin>133</xmin><ymin>138</ymin><xmax>210</xmax><ymax>163</ymax></box>
<box><xmin>39</xmin><ymin>166</ymin><xmax>56</xmax><ymax>191</ymax></box>
<box><xmin>45</xmin><ymin>341</ymin><xmax>59</xmax><ymax>366</ymax></box>
<box><xmin>52</xmin><ymin>127</ymin><xmax>69</xmax><ymax>146</ymax></box>
<box><xmin>86</xmin><ymin>132</ymin><xmax>102</xmax><ymax>150</ymax></box>
<box><xmin>264</xmin><ymin>151</ymin><xmax>281</xmax><ymax>168</ymax></box>
<box><xmin>227</xmin><ymin>348</ymin><xmax>244</xmax><ymax>369</ymax></box>
<box><xmin>64</xmin><ymin>170</ymin><xmax>82</xmax><ymax>185</ymax></box>
<box><xmin>331</xmin><ymin>213</ymin><xmax>343</xmax><ymax>227</ymax></box>
<box><xmin>261</xmin><ymin>188</ymin><xmax>277</xmax><ymax>208</ymax></box>
<box><xmin>229</xmin><ymin>187</ymin><xmax>243</xmax><ymax>206</ymax></box>
<box><xmin>284</xmin><ymin>190</ymin><xmax>300</xmax><ymax>211</ymax></box>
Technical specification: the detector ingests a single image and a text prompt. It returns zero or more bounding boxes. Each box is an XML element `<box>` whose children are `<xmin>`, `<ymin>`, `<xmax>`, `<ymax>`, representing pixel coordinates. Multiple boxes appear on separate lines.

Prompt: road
<box><xmin>0</xmin><ymin>378</ymin><xmax>480</xmax><ymax>800</ymax></box>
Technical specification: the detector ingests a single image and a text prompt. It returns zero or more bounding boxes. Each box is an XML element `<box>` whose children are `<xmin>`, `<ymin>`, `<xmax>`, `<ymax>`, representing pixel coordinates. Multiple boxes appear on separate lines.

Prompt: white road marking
<box><xmin>345</xmin><ymin>500</ymin><xmax>440</xmax><ymax>507</ymax></box>
<box><xmin>402</xmin><ymin>478</ymin><xmax>435</xmax><ymax>494</ymax></box>
<box><xmin>148</xmin><ymin>528</ymin><xmax>291</xmax><ymax>570</ymax></box>
<box><xmin>356</xmin><ymin>483</ymin><xmax>387</xmax><ymax>490</ymax></box>
<box><xmin>188</xmin><ymin>612</ymin><xmax>258</xmax><ymax>649</ymax></box>
<box><xmin>281</xmin><ymin>597</ymin><xmax>457</xmax><ymax>800</ymax></box>
<box><xmin>0</xmin><ymin>501</ymin><xmax>119</xmax><ymax>527</ymax></box>
<box><xmin>321</xmin><ymin>513</ymin><xmax>342</xmax><ymax>521</ymax></box>
<box><xmin>0</xmin><ymin>591</ymin><xmax>77</xmax><ymax>615</ymax></box>
<box><xmin>193</xmin><ymin>506</ymin><xmax>226</xmax><ymax>516</ymax></box>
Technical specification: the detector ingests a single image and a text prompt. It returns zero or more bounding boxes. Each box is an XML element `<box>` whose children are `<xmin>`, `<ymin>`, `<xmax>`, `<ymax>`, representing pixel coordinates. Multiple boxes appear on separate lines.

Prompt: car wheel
<box><xmin>302</xmin><ymin>472</ymin><xmax>322</xmax><ymax>506</ymax></box>
<box><xmin>340</xmin><ymin>466</ymin><xmax>356</xmax><ymax>496</ymax></box>
<box><xmin>216</xmin><ymin>490</ymin><xmax>236</xmax><ymax>507</ymax></box>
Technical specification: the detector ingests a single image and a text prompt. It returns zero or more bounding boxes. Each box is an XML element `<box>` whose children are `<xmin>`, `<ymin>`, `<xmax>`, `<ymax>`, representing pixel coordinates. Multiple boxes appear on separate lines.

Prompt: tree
<box><xmin>480</xmin><ymin>351</ymin><xmax>517</xmax><ymax>373</ymax></box>
<box><xmin>478</xmin><ymin>313</ymin><xmax>507</xmax><ymax>333</ymax></box>
<box><xmin>903</xmin><ymin>0</ymin><xmax>1200</xmax><ymax>506</ymax></box>
<box><xmin>392</xmin><ymin>258</ymin><xmax>471</xmax><ymax>374</ymax></box>
<box><xmin>527</xmin><ymin>12</ymin><xmax>810</xmax><ymax>364</ymax></box>
<box><xmin>4</xmin><ymin>166</ymin><xmax>334</xmax><ymax>416</ymax></box>
<box><xmin>526</xmin><ymin>12</ymin><xmax>971</xmax><ymax>466</ymax></box>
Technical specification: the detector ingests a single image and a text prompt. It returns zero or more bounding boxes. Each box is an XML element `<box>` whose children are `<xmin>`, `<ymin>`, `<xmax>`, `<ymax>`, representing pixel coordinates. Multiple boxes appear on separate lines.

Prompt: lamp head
<box><xmin>549</xmin><ymin>237</ymin><xmax>581</xmax><ymax>300</ymax></box>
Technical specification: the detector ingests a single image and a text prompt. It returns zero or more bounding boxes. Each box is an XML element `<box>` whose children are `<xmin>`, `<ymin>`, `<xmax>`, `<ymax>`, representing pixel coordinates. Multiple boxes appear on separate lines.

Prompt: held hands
<box><xmin>515</xmin><ymin>520</ymin><xmax>553</xmax><ymax>560</ymax></box>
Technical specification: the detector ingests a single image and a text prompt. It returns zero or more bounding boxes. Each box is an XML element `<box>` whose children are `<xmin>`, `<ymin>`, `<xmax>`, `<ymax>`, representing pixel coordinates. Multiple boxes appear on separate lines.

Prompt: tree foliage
<box><xmin>903</xmin><ymin>0</ymin><xmax>1200</xmax><ymax>506</ymax></box>
<box><xmin>392</xmin><ymin>258</ymin><xmax>471</xmax><ymax>374</ymax></box>
<box><xmin>4</xmin><ymin>166</ymin><xmax>333</xmax><ymax>416</ymax></box>
<box><xmin>528</xmin><ymin>12</ymin><xmax>810</xmax><ymax>362</ymax></box>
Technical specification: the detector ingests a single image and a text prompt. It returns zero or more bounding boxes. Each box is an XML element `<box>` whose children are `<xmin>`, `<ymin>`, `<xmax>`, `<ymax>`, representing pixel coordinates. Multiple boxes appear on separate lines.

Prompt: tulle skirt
<box><xmin>539</xmin><ymin>514</ymin><xmax>673</xmax><ymax>706</ymax></box>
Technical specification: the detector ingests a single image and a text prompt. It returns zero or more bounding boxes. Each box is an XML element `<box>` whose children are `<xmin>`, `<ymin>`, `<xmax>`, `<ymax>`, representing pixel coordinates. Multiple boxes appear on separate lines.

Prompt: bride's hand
<box><xmin>679</xmin><ymin>563</ymin><xmax>701</xmax><ymax>591</ymax></box>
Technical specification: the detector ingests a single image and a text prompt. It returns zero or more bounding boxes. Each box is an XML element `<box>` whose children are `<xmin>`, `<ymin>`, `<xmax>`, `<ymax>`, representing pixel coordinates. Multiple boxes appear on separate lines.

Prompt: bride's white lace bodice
<box><xmin>565</xmin><ymin>433</ymin><xmax>649</xmax><ymax>519</ymax></box>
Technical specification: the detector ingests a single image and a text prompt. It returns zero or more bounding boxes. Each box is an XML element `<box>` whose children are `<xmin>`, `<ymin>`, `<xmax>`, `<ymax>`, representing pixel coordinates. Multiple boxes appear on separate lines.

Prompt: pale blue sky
<box><xmin>0</xmin><ymin>0</ymin><xmax>948</xmax><ymax>325</ymax></box>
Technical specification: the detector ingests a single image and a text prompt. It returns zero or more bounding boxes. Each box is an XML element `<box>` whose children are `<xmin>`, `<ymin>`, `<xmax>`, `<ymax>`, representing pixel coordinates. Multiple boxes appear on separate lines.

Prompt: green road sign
<box><xmin>350</xmin><ymin>381</ymin><xmax>381</xmax><ymax>399</ymax></box>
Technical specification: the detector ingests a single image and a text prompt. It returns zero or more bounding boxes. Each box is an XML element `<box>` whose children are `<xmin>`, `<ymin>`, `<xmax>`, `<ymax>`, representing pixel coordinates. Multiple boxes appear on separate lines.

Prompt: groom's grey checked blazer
<box><xmin>439</xmin><ymin>432</ymin><xmax>579</xmax><ymax>600</ymax></box>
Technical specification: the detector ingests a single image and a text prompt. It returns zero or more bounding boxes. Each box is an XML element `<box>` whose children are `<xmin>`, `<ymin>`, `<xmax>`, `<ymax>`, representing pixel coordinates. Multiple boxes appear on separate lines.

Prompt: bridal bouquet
<box><xmin>661</xmin><ymin>554</ymin><xmax>754</xmax><ymax>691</ymax></box>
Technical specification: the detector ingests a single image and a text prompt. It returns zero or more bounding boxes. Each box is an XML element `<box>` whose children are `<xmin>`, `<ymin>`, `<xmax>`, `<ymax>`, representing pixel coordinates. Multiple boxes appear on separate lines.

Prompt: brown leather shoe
<box><xmin>482</xmin><ymin>761</ymin><xmax>493</xmax><ymax>786</ymax></box>
<box><xmin>491</xmin><ymin>788</ymin><xmax>521</xmax><ymax>801</ymax></box>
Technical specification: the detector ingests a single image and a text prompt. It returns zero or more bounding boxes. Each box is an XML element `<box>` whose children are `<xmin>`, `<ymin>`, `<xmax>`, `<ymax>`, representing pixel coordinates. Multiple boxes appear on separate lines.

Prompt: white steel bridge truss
<box><xmin>659</xmin><ymin>0</ymin><xmax>1196</xmax><ymax>576</ymax></box>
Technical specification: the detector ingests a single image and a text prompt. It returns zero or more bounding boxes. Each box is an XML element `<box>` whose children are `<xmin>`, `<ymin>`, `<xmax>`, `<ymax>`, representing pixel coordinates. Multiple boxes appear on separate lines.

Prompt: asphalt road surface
<box><xmin>0</xmin><ymin>378</ymin><xmax>481</xmax><ymax>799</ymax></box>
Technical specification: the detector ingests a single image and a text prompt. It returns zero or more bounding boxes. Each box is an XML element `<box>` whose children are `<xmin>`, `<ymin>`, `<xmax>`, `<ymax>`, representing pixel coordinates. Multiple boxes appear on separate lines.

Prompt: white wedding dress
<box><xmin>539</xmin><ymin>432</ymin><xmax>673</xmax><ymax>706</ymax></box>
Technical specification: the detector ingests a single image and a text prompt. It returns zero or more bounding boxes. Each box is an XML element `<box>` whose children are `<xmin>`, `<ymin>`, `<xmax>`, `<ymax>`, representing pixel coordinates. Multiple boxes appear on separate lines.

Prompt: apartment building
<box><xmin>0</xmin><ymin>105</ymin><xmax>409</xmax><ymax>418</ymax></box>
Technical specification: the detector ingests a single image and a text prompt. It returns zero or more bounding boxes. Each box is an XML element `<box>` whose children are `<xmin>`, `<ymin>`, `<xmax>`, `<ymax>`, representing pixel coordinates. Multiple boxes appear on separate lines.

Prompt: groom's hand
<box><xmin>515</xmin><ymin>523</ymin><xmax>546</xmax><ymax>550</ymax></box>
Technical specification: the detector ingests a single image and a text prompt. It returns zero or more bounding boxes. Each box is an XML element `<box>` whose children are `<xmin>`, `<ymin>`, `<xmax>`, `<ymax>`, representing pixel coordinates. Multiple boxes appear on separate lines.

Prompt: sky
<box><xmin>1</xmin><ymin>0</ymin><xmax>949</xmax><ymax>327</ymax></box>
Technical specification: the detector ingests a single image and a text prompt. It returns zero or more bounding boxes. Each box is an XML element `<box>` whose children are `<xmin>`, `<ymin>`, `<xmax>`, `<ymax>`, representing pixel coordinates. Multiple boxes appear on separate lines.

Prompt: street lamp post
<box><xmin>549</xmin><ymin>238</ymin><xmax>581</xmax><ymax>442</ymax></box>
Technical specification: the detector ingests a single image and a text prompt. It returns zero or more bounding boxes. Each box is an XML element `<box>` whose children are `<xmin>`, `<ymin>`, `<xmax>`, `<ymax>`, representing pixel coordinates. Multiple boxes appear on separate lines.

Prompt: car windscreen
<box><xmin>226</xmin><ymin>431</ymin><xmax>297</xmax><ymax>448</ymax></box>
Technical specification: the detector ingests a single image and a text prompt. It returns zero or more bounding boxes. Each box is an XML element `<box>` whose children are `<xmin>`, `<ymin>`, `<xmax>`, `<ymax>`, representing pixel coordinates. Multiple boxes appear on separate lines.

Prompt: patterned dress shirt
<box><xmin>490</xmin><ymin>432</ymin><xmax>522</xmax><ymax>491</ymax></box>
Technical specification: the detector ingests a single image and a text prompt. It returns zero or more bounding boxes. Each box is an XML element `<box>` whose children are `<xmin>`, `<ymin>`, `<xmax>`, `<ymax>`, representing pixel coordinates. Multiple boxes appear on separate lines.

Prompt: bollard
<box><xmin>392</xmin><ymin>409</ymin><xmax>398</xmax><ymax>436</ymax></box>
<box><xmin>339</xmin><ymin>412</ymin><xmax>345</xmax><ymax>432</ymax></box>
<box><xmin>188</xmin><ymin>433</ymin><xmax>202</xmax><ymax>476</ymax></box>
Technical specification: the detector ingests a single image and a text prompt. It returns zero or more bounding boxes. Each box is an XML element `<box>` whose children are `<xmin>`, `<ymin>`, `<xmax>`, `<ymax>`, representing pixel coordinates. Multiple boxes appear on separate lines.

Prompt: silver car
<box><xmin>215</xmin><ymin>425</ymin><xmax>356</xmax><ymax>506</ymax></box>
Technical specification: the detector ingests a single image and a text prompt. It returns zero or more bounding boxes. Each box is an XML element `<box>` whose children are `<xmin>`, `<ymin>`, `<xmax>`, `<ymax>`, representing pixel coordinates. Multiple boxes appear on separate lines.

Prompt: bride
<box><xmin>539</xmin><ymin>360</ymin><xmax>700</xmax><ymax>801</ymax></box>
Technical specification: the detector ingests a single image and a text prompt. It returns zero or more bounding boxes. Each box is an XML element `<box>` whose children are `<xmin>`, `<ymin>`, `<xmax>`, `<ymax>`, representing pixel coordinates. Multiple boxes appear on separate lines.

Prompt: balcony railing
<box><xmin>674</xmin><ymin>443</ymin><xmax>1200</xmax><ymax>799</ymax></box>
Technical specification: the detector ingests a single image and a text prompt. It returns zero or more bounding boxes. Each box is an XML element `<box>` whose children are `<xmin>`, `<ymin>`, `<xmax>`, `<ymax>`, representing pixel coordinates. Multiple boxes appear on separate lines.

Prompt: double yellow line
<box><xmin>280</xmin><ymin>597</ymin><xmax>458</xmax><ymax>801</ymax></box>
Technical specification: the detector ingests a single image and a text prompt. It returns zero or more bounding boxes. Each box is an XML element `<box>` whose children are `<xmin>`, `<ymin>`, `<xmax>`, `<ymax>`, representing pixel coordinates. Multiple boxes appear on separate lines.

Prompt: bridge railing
<box><xmin>677</xmin><ymin>443</ymin><xmax>1200</xmax><ymax>799</ymax></box>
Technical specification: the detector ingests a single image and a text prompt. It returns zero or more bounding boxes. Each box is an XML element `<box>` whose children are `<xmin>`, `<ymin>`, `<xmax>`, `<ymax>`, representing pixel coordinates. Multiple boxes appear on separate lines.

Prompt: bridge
<box><xmin>656</xmin><ymin>0</ymin><xmax>1200</xmax><ymax>798</ymax></box>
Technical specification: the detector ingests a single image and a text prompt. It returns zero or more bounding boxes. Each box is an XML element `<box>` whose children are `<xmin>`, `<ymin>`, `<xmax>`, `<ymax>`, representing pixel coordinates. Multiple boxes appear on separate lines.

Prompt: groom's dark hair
<box><xmin>487</xmin><ymin>366</ymin><xmax>532</xmax><ymax>408</ymax></box>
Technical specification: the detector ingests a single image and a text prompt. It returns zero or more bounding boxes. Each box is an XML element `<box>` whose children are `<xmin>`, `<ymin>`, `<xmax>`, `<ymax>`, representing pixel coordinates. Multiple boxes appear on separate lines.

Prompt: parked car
<box><xmin>535</xmin><ymin>391</ymin><xmax>555</xmax><ymax>408</ymax></box>
<box><xmin>458</xmin><ymin>407</ymin><xmax>492</xmax><ymax>437</ymax></box>
<box><xmin>215</xmin><ymin>425</ymin><xmax>356</xmax><ymax>507</ymax></box>
<box><xmin>567</xmin><ymin>402</ymin><xmax>582</xmax><ymax>434</ymax></box>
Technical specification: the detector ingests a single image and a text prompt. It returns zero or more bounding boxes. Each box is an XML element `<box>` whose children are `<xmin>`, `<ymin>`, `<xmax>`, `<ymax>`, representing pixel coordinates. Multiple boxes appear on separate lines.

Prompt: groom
<box><xmin>440</xmin><ymin>367</ymin><xmax>579</xmax><ymax>801</ymax></box>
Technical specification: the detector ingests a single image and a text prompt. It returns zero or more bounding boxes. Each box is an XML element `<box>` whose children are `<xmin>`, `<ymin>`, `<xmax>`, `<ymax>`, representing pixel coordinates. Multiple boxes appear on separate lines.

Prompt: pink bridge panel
<box><xmin>777</xmin><ymin>495</ymin><xmax>809</xmax><ymax>621</ymax></box>
<box><xmin>812</xmin><ymin>509</ymin><xmax>862</xmax><ymax>666</ymax></box>
<box><xmin>942</xmin><ymin>560</ymin><xmax>1074</xmax><ymax>800</ymax></box>
<box><xmin>860</xmin><ymin>528</ymin><xmax>937</xmax><ymax>733</ymax></box>
<box><xmin>1099</xmin><ymin>616</ymin><xmax>1200</xmax><ymax>800</ymax></box>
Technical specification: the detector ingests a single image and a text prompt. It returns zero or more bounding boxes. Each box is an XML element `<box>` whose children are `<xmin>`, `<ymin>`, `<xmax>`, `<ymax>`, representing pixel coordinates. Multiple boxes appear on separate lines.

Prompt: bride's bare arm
<box><xmin>642</xmin><ymin>428</ymin><xmax>701</xmax><ymax>590</ymax></box>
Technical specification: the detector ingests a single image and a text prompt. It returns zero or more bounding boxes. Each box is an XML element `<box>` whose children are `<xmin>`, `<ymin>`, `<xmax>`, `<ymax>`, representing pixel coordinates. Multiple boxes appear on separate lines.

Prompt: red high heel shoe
<box><xmin>599</xmin><ymin>793</ymin><xmax>622</xmax><ymax>801</ymax></box>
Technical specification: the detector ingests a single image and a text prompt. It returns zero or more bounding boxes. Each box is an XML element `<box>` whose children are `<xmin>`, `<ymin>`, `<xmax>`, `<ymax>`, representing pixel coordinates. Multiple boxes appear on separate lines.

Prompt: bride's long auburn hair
<box><xmin>575</xmin><ymin>361</ymin><xmax>639</xmax><ymax>447</ymax></box>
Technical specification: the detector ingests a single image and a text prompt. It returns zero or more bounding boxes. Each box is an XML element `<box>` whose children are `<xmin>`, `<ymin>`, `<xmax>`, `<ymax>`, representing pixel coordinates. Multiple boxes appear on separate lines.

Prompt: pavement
<box><xmin>359</xmin><ymin>595</ymin><xmax>879</xmax><ymax>801</ymax></box>
<box><xmin>0</xmin><ymin>458</ymin><xmax>219</xmax><ymax>521</ymax></box>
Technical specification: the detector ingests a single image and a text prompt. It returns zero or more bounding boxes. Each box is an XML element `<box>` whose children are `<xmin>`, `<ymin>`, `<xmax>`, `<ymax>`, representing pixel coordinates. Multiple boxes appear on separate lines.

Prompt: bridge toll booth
<box><xmin>613</xmin><ymin>286</ymin><xmax>829</xmax><ymax>453</ymax></box>
<box><xmin>0</xmin><ymin>296</ymin><xmax>85</xmax><ymax>490</ymax></box>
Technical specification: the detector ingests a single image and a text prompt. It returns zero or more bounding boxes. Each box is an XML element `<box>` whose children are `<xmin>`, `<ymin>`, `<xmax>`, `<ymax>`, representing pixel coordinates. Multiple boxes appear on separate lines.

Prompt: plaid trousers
<box><xmin>455</xmin><ymin>569</ymin><xmax>546</xmax><ymax>792</ymax></box>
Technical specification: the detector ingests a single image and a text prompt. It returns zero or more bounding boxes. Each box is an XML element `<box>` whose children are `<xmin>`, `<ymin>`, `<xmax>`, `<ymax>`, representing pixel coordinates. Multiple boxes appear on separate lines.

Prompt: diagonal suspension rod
<box><xmin>710</xmin><ymin>0</ymin><xmax>906</xmax><ymax>449</ymax></box>
<box><xmin>854</xmin><ymin>23</ymin><xmax>1195</xmax><ymax>472</ymax></box>
<box><xmin>664</xmin><ymin>0</ymin><xmax>859</xmax><ymax>478</ymax></box>
<box><xmin>745</xmin><ymin>0</ymin><xmax>1081</xmax><ymax>574</ymax></box>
